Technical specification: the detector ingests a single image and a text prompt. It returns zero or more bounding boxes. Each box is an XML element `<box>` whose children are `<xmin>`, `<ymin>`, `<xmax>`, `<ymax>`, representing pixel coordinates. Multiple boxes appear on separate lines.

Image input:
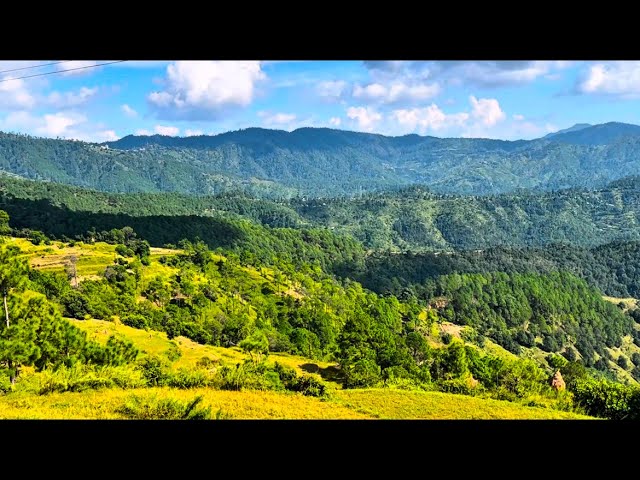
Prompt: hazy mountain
<box><xmin>544</xmin><ymin>123</ymin><xmax>592</xmax><ymax>138</ymax></box>
<box><xmin>545</xmin><ymin>121</ymin><xmax>640</xmax><ymax>145</ymax></box>
<box><xmin>3</xmin><ymin>123</ymin><xmax>640</xmax><ymax>197</ymax></box>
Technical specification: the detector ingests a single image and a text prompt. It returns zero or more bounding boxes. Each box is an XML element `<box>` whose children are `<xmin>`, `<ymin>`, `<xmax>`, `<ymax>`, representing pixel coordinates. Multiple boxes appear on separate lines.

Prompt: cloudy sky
<box><xmin>0</xmin><ymin>60</ymin><xmax>638</xmax><ymax>142</ymax></box>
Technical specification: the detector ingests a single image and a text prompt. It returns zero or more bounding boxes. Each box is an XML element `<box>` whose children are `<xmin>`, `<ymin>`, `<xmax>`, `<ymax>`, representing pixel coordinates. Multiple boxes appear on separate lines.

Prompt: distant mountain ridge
<box><xmin>544</xmin><ymin>123</ymin><xmax>592</xmax><ymax>138</ymax></box>
<box><xmin>543</xmin><ymin>122</ymin><xmax>640</xmax><ymax>145</ymax></box>
<box><xmin>2</xmin><ymin>121</ymin><xmax>640</xmax><ymax>197</ymax></box>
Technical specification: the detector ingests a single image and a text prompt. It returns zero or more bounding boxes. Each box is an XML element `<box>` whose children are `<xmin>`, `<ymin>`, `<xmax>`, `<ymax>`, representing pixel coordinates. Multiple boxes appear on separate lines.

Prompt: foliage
<box><xmin>117</xmin><ymin>394</ymin><xmax>212</xmax><ymax>419</ymax></box>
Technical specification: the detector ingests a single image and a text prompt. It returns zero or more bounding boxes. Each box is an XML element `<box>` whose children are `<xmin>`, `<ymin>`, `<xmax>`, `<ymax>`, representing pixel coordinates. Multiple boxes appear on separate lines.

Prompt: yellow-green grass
<box><xmin>0</xmin><ymin>386</ymin><xmax>595</xmax><ymax>420</ymax></box>
<box><xmin>71</xmin><ymin>319</ymin><xmax>340</xmax><ymax>386</ymax></box>
<box><xmin>603</xmin><ymin>296</ymin><xmax>638</xmax><ymax>312</ymax></box>
<box><xmin>0</xmin><ymin>387</ymin><xmax>369</xmax><ymax>419</ymax></box>
<box><xmin>334</xmin><ymin>389</ymin><xmax>594</xmax><ymax>420</ymax></box>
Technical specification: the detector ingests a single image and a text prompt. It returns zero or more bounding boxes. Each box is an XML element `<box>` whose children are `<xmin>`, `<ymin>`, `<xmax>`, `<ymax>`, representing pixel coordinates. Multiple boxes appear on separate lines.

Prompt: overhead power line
<box><xmin>0</xmin><ymin>61</ymin><xmax>126</xmax><ymax>83</ymax></box>
<box><xmin>0</xmin><ymin>61</ymin><xmax>73</xmax><ymax>75</ymax></box>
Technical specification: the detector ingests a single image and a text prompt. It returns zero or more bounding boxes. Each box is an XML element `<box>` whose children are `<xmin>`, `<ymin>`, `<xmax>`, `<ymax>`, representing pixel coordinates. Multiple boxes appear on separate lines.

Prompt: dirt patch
<box><xmin>440</xmin><ymin>322</ymin><xmax>464</xmax><ymax>338</ymax></box>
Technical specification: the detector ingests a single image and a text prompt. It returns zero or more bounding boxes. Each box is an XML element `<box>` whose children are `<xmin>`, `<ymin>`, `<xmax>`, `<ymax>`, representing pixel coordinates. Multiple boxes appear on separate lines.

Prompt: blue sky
<box><xmin>1</xmin><ymin>60</ymin><xmax>639</xmax><ymax>141</ymax></box>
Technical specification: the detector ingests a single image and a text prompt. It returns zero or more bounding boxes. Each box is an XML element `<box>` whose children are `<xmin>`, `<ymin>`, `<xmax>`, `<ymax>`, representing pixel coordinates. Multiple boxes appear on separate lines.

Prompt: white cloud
<box><xmin>0</xmin><ymin>110</ymin><xmax>113</xmax><ymax>141</ymax></box>
<box><xmin>317</xmin><ymin>80</ymin><xmax>347</xmax><ymax>99</ymax></box>
<box><xmin>577</xmin><ymin>61</ymin><xmax>640</xmax><ymax>97</ymax></box>
<box><xmin>0</xmin><ymin>78</ymin><xmax>36</xmax><ymax>109</ymax></box>
<box><xmin>121</xmin><ymin>104</ymin><xmax>138</xmax><ymax>117</ymax></box>
<box><xmin>346</xmin><ymin>106</ymin><xmax>382</xmax><ymax>132</ymax></box>
<box><xmin>47</xmin><ymin>87</ymin><xmax>98</xmax><ymax>108</ymax></box>
<box><xmin>37</xmin><ymin>112</ymin><xmax>87</xmax><ymax>137</ymax></box>
<box><xmin>57</xmin><ymin>61</ymin><xmax>99</xmax><ymax>76</ymax></box>
<box><xmin>94</xmin><ymin>130</ymin><xmax>118</xmax><ymax>141</ymax></box>
<box><xmin>329</xmin><ymin>117</ymin><xmax>341</xmax><ymax>126</ymax></box>
<box><xmin>135</xmin><ymin>129</ymin><xmax>152</xmax><ymax>136</ymax></box>
<box><xmin>258</xmin><ymin>111</ymin><xmax>297</xmax><ymax>126</ymax></box>
<box><xmin>469</xmin><ymin>96</ymin><xmax>506</xmax><ymax>127</ymax></box>
<box><xmin>154</xmin><ymin>125</ymin><xmax>179</xmax><ymax>136</ymax></box>
<box><xmin>148</xmin><ymin>61</ymin><xmax>266</xmax><ymax>120</ymax></box>
<box><xmin>353</xmin><ymin>81</ymin><xmax>440</xmax><ymax>104</ymax></box>
<box><xmin>513</xmin><ymin>114</ymin><xmax>525</xmax><ymax>121</ymax></box>
<box><xmin>390</xmin><ymin>104</ymin><xmax>469</xmax><ymax>134</ymax></box>
<box><xmin>368</xmin><ymin>61</ymin><xmax>576</xmax><ymax>88</ymax></box>
<box><xmin>185</xmin><ymin>129</ymin><xmax>203</xmax><ymax>136</ymax></box>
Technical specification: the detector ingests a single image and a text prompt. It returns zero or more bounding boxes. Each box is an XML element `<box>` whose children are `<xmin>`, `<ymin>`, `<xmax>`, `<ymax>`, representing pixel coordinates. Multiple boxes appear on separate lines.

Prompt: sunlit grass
<box><xmin>0</xmin><ymin>387</ymin><xmax>369</xmax><ymax>419</ymax></box>
<box><xmin>335</xmin><ymin>389</ymin><xmax>594</xmax><ymax>419</ymax></box>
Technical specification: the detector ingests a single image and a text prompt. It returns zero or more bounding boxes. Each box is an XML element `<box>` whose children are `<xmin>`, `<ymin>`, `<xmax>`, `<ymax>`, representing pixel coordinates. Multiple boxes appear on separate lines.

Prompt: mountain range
<box><xmin>3</xmin><ymin>122</ymin><xmax>640</xmax><ymax>198</ymax></box>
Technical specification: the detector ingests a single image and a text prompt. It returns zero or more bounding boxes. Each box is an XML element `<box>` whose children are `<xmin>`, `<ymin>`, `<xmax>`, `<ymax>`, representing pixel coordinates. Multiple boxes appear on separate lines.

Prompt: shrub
<box><xmin>137</xmin><ymin>355</ymin><xmax>171</xmax><ymax>387</ymax></box>
<box><xmin>196</xmin><ymin>356</ymin><xmax>219</xmax><ymax>369</ymax></box>
<box><xmin>165</xmin><ymin>368</ymin><xmax>210</xmax><ymax>389</ymax></box>
<box><xmin>29</xmin><ymin>364</ymin><xmax>145</xmax><ymax>395</ymax></box>
<box><xmin>165</xmin><ymin>341</ymin><xmax>182</xmax><ymax>362</ymax></box>
<box><xmin>118</xmin><ymin>394</ymin><xmax>212</xmax><ymax>420</ymax></box>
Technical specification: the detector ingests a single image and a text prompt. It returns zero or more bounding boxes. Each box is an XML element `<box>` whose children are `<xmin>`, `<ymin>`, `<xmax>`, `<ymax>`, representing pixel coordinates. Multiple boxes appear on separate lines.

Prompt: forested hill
<box><xmin>3</xmin><ymin>122</ymin><xmax>640</xmax><ymax>196</ymax></box>
<box><xmin>3</xmin><ymin>174</ymin><xmax>640</xmax><ymax>252</ymax></box>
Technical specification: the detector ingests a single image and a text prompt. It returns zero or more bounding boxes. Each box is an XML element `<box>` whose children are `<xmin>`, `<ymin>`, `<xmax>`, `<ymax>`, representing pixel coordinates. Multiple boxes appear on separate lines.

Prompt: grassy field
<box><xmin>71</xmin><ymin>319</ymin><xmax>340</xmax><ymax>386</ymax></box>
<box><xmin>0</xmin><ymin>386</ymin><xmax>594</xmax><ymax>420</ymax></box>
<box><xmin>334</xmin><ymin>389</ymin><xmax>593</xmax><ymax>420</ymax></box>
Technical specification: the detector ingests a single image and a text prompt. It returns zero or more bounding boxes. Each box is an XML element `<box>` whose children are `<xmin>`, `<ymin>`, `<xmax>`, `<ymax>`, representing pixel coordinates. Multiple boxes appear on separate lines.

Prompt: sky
<box><xmin>1</xmin><ymin>60</ymin><xmax>640</xmax><ymax>142</ymax></box>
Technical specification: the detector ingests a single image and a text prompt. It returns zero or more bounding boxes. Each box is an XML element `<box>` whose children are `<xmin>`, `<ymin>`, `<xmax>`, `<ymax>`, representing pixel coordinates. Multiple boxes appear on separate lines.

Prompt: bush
<box><xmin>137</xmin><ymin>355</ymin><xmax>171</xmax><ymax>387</ymax></box>
<box><xmin>118</xmin><ymin>394</ymin><xmax>213</xmax><ymax>420</ymax></box>
<box><xmin>165</xmin><ymin>368</ymin><xmax>210</xmax><ymax>389</ymax></box>
<box><xmin>618</xmin><ymin>355</ymin><xmax>630</xmax><ymax>370</ymax></box>
<box><xmin>437</xmin><ymin>377</ymin><xmax>479</xmax><ymax>396</ymax></box>
<box><xmin>29</xmin><ymin>364</ymin><xmax>145</xmax><ymax>395</ymax></box>
<box><xmin>196</xmin><ymin>356</ymin><xmax>218</xmax><ymax>369</ymax></box>
<box><xmin>571</xmin><ymin>378</ymin><xmax>640</xmax><ymax>420</ymax></box>
<box><xmin>165</xmin><ymin>341</ymin><xmax>182</xmax><ymax>362</ymax></box>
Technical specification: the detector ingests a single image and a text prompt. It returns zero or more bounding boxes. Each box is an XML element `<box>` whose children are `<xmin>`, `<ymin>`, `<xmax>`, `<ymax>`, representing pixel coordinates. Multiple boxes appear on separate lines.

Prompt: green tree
<box><xmin>239</xmin><ymin>331</ymin><xmax>269</xmax><ymax>364</ymax></box>
<box><xmin>0</xmin><ymin>294</ymin><xmax>89</xmax><ymax>384</ymax></box>
<box><xmin>0</xmin><ymin>246</ymin><xmax>29</xmax><ymax>327</ymax></box>
<box><xmin>0</xmin><ymin>210</ymin><xmax>10</xmax><ymax>236</ymax></box>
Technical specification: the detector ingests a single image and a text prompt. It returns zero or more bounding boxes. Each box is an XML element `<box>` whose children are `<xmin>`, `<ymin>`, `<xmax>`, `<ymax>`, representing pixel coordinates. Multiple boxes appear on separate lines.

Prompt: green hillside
<box><xmin>1</xmin><ymin>225</ymin><xmax>638</xmax><ymax>420</ymax></box>
<box><xmin>3</xmin><ymin>123</ymin><xmax>640</xmax><ymax>198</ymax></box>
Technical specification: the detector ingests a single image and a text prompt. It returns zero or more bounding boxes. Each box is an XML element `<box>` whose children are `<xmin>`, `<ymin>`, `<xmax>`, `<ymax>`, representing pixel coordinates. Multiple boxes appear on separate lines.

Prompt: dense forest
<box><xmin>3</xmin><ymin>122</ymin><xmax>640</xmax><ymax>197</ymax></box>
<box><xmin>2</xmin><ymin>214</ymin><xmax>639</xmax><ymax>418</ymax></box>
<box><xmin>2</xmin><ymin>174</ymin><xmax>640</xmax><ymax>253</ymax></box>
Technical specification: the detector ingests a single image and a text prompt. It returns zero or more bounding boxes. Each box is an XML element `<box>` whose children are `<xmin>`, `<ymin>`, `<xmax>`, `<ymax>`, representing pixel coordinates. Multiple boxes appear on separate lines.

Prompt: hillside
<box><xmin>2</xmin><ymin>122</ymin><xmax>640</xmax><ymax>197</ymax></box>
<box><xmin>3</xmin><ymin>174</ymin><xmax>640</xmax><ymax>254</ymax></box>
<box><xmin>546</xmin><ymin>122</ymin><xmax>640</xmax><ymax>145</ymax></box>
<box><xmin>2</xmin><ymin>226</ymin><xmax>639</xmax><ymax>419</ymax></box>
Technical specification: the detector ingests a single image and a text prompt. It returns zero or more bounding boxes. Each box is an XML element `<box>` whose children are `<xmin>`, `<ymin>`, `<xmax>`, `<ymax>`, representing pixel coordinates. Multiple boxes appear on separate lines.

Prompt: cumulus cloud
<box><xmin>0</xmin><ymin>78</ymin><xmax>36</xmax><ymax>109</ymax></box>
<box><xmin>258</xmin><ymin>111</ymin><xmax>297</xmax><ymax>126</ymax></box>
<box><xmin>353</xmin><ymin>81</ymin><xmax>441</xmax><ymax>104</ymax></box>
<box><xmin>0</xmin><ymin>110</ymin><xmax>115</xmax><ymax>141</ymax></box>
<box><xmin>121</xmin><ymin>104</ymin><xmax>138</xmax><ymax>117</ymax></box>
<box><xmin>469</xmin><ymin>95</ymin><xmax>506</xmax><ymax>127</ymax></box>
<box><xmin>317</xmin><ymin>80</ymin><xmax>347</xmax><ymax>99</ymax></box>
<box><xmin>364</xmin><ymin>61</ymin><xmax>574</xmax><ymax>89</ymax></box>
<box><xmin>576</xmin><ymin>61</ymin><xmax>640</xmax><ymax>97</ymax></box>
<box><xmin>148</xmin><ymin>61</ymin><xmax>266</xmax><ymax>120</ymax></box>
<box><xmin>329</xmin><ymin>117</ymin><xmax>341</xmax><ymax>126</ymax></box>
<box><xmin>513</xmin><ymin>114</ymin><xmax>525</xmax><ymax>121</ymax></box>
<box><xmin>154</xmin><ymin>125</ymin><xmax>180</xmax><ymax>136</ymax></box>
<box><xmin>346</xmin><ymin>106</ymin><xmax>382</xmax><ymax>132</ymax></box>
<box><xmin>390</xmin><ymin>104</ymin><xmax>469</xmax><ymax>134</ymax></box>
<box><xmin>135</xmin><ymin>129</ymin><xmax>152</xmax><ymax>136</ymax></box>
<box><xmin>47</xmin><ymin>87</ymin><xmax>98</xmax><ymax>109</ymax></box>
<box><xmin>185</xmin><ymin>129</ymin><xmax>203</xmax><ymax>136</ymax></box>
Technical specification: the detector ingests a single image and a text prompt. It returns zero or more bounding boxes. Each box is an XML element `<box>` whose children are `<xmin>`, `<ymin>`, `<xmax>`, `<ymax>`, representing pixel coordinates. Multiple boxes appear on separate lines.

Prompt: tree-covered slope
<box><xmin>3</xmin><ymin>174</ymin><xmax>640</xmax><ymax>253</ymax></box>
<box><xmin>3</xmin><ymin>123</ymin><xmax>640</xmax><ymax>197</ymax></box>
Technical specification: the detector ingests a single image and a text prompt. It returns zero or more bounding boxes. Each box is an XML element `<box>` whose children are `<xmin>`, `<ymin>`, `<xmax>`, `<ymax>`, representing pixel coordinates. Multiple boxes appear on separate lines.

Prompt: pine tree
<box><xmin>0</xmin><ymin>246</ymin><xmax>29</xmax><ymax>327</ymax></box>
